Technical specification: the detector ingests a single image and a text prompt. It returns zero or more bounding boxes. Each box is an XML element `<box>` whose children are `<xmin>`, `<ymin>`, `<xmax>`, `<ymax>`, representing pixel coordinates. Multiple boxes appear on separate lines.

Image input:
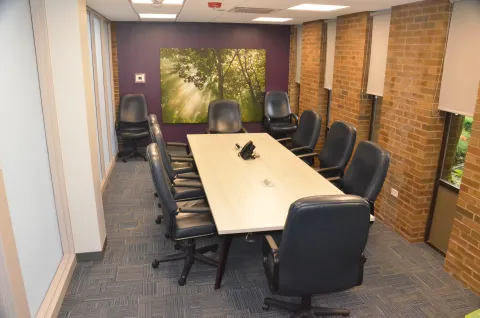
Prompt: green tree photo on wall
<box><xmin>160</xmin><ymin>48</ymin><xmax>266</xmax><ymax>124</ymax></box>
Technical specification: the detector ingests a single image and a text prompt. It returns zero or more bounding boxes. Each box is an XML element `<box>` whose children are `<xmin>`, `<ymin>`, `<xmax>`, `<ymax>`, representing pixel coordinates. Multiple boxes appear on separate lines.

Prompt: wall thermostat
<box><xmin>135</xmin><ymin>73</ymin><xmax>146</xmax><ymax>83</ymax></box>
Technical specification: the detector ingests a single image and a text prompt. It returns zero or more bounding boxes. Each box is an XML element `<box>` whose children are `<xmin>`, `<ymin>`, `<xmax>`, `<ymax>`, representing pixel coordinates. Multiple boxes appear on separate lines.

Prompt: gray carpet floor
<box><xmin>59</xmin><ymin>159</ymin><xmax>480</xmax><ymax>317</ymax></box>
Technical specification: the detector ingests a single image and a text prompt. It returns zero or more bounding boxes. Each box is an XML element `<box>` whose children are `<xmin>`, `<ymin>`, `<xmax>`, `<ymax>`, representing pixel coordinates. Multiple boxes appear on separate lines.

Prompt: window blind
<box><xmin>366</xmin><ymin>12</ymin><xmax>391</xmax><ymax>96</ymax></box>
<box><xmin>295</xmin><ymin>25</ymin><xmax>302</xmax><ymax>83</ymax></box>
<box><xmin>324</xmin><ymin>20</ymin><xmax>336</xmax><ymax>89</ymax></box>
<box><xmin>438</xmin><ymin>0</ymin><xmax>480</xmax><ymax>116</ymax></box>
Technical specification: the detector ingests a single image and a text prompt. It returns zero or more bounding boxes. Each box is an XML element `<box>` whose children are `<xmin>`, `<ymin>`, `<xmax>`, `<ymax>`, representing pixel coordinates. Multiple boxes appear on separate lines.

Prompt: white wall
<box><xmin>45</xmin><ymin>0</ymin><xmax>107</xmax><ymax>253</ymax></box>
<box><xmin>0</xmin><ymin>0</ymin><xmax>63</xmax><ymax>314</ymax></box>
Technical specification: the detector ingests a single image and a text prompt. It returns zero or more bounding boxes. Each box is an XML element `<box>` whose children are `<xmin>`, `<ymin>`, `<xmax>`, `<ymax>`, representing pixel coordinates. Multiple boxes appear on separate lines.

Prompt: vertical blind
<box><xmin>324</xmin><ymin>20</ymin><xmax>336</xmax><ymax>90</ymax></box>
<box><xmin>295</xmin><ymin>25</ymin><xmax>303</xmax><ymax>83</ymax></box>
<box><xmin>438</xmin><ymin>0</ymin><xmax>480</xmax><ymax>116</ymax></box>
<box><xmin>366</xmin><ymin>12</ymin><xmax>391</xmax><ymax>96</ymax></box>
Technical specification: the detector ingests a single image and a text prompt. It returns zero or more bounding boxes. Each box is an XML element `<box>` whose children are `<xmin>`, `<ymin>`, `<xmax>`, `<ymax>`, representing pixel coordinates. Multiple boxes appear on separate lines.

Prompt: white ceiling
<box><xmin>87</xmin><ymin>0</ymin><xmax>421</xmax><ymax>24</ymax></box>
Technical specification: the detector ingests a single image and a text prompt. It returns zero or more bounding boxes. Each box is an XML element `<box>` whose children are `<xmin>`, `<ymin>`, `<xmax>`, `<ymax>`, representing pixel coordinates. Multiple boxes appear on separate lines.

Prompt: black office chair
<box><xmin>261</xmin><ymin>195</ymin><xmax>371</xmax><ymax>317</ymax></box>
<box><xmin>277</xmin><ymin>110</ymin><xmax>321</xmax><ymax>160</ymax></box>
<box><xmin>206</xmin><ymin>100</ymin><xmax>247</xmax><ymax>134</ymax></box>
<box><xmin>148</xmin><ymin>114</ymin><xmax>158</xmax><ymax>142</ymax></box>
<box><xmin>151</xmin><ymin>123</ymin><xmax>199</xmax><ymax>182</ymax></box>
<box><xmin>328</xmin><ymin>141</ymin><xmax>390</xmax><ymax>216</ymax></box>
<box><xmin>148</xmin><ymin>114</ymin><xmax>191</xmax><ymax>156</ymax></box>
<box><xmin>298</xmin><ymin>121</ymin><xmax>356</xmax><ymax>178</ymax></box>
<box><xmin>148</xmin><ymin>143</ymin><xmax>218</xmax><ymax>286</ymax></box>
<box><xmin>264</xmin><ymin>91</ymin><xmax>298</xmax><ymax>136</ymax></box>
<box><xmin>116</xmin><ymin>94</ymin><xmax>150</xmax><ymax>162</ymax></box>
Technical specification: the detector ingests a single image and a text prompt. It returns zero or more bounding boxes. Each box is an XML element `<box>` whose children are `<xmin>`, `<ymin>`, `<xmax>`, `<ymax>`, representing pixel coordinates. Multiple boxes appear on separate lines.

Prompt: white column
<box><xmin>44</xmin><ymin>0</ymin><xmax>106</xmax><ymax>254</ymax></box>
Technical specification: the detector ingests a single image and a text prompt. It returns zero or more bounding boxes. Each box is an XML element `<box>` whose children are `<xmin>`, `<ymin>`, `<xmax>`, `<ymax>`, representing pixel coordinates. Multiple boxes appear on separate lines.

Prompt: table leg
<box><xmin>215</xmin><ymin>235</ymin><xmax>233</xmax><ymax>290</ymax></box>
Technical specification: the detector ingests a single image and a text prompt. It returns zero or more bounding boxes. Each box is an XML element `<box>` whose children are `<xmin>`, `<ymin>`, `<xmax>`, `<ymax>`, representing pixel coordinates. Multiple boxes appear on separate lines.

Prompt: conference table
<box><xmin>187</xmin><ymin>133</ymin><xmax>374</xmax><ymax>289</ymax></box>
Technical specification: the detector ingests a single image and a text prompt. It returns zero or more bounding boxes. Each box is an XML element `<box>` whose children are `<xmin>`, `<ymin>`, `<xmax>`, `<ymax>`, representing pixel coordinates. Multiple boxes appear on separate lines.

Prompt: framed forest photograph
<box><xmin>160</xmin><ymin>48</ymin><xmax>266</xmax><ymax>124</ymax></box>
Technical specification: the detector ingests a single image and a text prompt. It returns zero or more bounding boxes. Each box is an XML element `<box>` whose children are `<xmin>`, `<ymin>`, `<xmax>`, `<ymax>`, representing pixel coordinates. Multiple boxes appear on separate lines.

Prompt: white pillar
<box><xmin>44</xmin><ymin>0</ymin><xmax>106</xmax><ymax>254</ymax></box>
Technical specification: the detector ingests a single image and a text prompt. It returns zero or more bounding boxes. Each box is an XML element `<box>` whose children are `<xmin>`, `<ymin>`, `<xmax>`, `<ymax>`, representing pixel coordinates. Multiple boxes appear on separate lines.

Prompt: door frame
<box><xmin>29</xmin><ymin>0</ymin><xmax>77</xmax><ymax>316</ymax></box>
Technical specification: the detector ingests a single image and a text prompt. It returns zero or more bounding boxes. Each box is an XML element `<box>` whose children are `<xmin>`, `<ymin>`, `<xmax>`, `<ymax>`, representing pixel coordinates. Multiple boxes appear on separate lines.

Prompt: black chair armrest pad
<box><xmin>178</xmin><ymin>207</ymin><xmax>211</xmax><ymax>213</ymax></box>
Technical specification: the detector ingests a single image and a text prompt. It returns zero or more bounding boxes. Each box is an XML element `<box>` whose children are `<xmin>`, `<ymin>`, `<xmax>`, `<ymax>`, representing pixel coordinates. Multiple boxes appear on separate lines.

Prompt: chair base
<box><xmin>119</xmin><ymin>140</ymin><xmax>147</xmax><ymax>162</ymax></box>
<box><xmin>262</xmin><ymin>296</ymin><xmax>349</xmax><ymax>317</ymax></box>
<box><xmin>152</xmin><ymin>238</ymin><xmax>218</xmax><ymax>286</ymax></box>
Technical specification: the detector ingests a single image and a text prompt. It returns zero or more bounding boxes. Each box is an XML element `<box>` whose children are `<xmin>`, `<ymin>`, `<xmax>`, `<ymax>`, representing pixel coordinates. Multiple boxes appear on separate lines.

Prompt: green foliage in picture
<box><xmin>160</xmin><ymin>48</ymin><xmax>266</xmax><ymax>124</ymax></box>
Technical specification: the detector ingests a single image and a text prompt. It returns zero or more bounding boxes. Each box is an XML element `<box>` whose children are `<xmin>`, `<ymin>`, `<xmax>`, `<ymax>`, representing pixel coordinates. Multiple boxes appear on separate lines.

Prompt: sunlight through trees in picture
<box><xmin>160</xmin><ymin>48</ymin><xmax>266</xmax><ymax>124</ymax></box>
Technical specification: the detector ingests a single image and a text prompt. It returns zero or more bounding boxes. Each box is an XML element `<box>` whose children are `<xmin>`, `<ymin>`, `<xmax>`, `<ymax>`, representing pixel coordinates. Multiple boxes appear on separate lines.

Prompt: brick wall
<box><xmin>111</xmin><ymin>23</ymin><xmax>120</xmax><ymax>121</ymax></box>
<box><xmin>330</xmin><ymin>12</ymin><xmax>372</xmax><ymax>143</ymax></box>
<box><xmin>445</xmin><ymin>84</ymin><xmax>480</xmax><ymax>295</ymax></box>
<box><xmin>298</xmin><ymin>21</ymin><xmax>328</xmax><ymax>152</ymax></box>
<box><xmin>288</xmin><ymin>26</ymin><xmax>300</xmax><ymax>115</ymax></box>
<box><xmin>375</xmin><ymin>0</ymin><xmax>450</xmax><ymax>242</ymax></box>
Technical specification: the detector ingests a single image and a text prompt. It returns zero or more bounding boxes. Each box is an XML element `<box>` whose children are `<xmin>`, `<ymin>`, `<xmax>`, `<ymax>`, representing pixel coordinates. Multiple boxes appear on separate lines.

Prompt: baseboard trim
<box><xmin>101</xmin><ymin>153</ymin><xmax>117</xmax><ymax>194</ymax></box>
<box><xmin>36</xmin><ymin>254</ymin><xmax>76</xmax><ymax>318</ymax></box>
<box><xmin>76</xmin><ymin>237</ymin><xmax>108</xmax><ymax>262</ymax></box>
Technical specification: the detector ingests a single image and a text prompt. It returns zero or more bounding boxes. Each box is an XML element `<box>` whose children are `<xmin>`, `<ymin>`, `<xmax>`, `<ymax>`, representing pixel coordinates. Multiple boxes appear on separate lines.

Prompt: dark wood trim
<box><xmin>424</xmin><ymin>112</ymin><xmax>451</xmax><ymax>247</ymax></box>
<box><xmin>438</xmin><ymin>179</ymin><xmax>460</xmax><ymax>194</ymax></box>
<box><xmin>76</xmin><ymin>237</ymin><xmax>108</xmax><ymax>262</ymax></box>
<box><xmin>325</xmin><ymin>89</ymin><xmax>332</xmax><ymax>138</ymax></box>
<box><xmin>425</xmin><ymin>241</ymin><xmax>446</xmax><ymax>257</ymax></box>
<box><xmin>368</xmin><ymin>95</ymin><xmax>378</xmax><ymax>141</ymax></box>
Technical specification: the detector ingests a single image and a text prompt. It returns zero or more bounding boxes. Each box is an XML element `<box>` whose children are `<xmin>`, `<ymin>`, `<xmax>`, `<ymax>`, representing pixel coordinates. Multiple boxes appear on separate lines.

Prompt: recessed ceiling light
<box><xmin>131</xmin><ymin>0</ymin><xmax>152</xmax><ymax>3</ymax></box>
<box><xmin>288</xmin><ymin>4</ymin><xmax>349</xmax><ymax>11</ymax></box>
<box><xmin>253</xmin><ymin>17</ymin><xmax>292</xmax><ymax>22</ymax></box>
<box><xmin>162</xmin><ymin>0</ymin><xmax>183</xmax><ymax>4</ymax></box>
<box><xmin>139</xmin><ymin>13</ymin><xmax>177</xmax><ymax>19</ymax></box>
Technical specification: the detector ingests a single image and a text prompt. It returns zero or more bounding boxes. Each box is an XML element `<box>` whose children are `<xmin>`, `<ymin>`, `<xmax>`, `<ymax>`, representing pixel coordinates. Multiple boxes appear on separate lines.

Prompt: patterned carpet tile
<box><xmin>59</xmin><ymin>159</ymin><xmax>480</xmax><ymax>317</ymax></box>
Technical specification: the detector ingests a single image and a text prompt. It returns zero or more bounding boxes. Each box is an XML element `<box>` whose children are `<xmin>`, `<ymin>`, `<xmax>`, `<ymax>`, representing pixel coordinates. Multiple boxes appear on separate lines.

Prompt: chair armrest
<box><xmin>326</xmin><ymin>176</ymin><xmax>343</xmax><ymax>189</ymax></box>
<box><xmin>316</xmin><ymin>166</ymin><xmax>343</xmax><ymax>174</ymax></box>
<box><xmin>170</xmin><ymin>156</ymin><xmax>194</xmax><ymax>163</ymax></box>
<box><xmin>173</xmin><ymin>181</ymin><xmax>203</xmax><ymax>189</ymax></box>
<box><xmin>170</xmin><ymin>153</ymin><xmax>194</xmax><ymax>158</ymax></box>
<box><xmin>297</xmin><ymin>152</ymin><xmax>318</xmax><ymax>159</ymax></box>
<box><xmin>276</xmin><ymin>137</ymin><xmax>292</xmax><ymax>143</ymax></box>
<box><xmin>290</xmin><ymin>146</ymin><xmax>313</xmax><ymax>155</ymax></box>
<box><xmin>264</xmin><ymin>235</ymin><xmax>279</xmax><ymax>253</ymax></box>
<box><xmin>177</xmin><ymin>207</ymin><xmax>211</xmax><ymax>214</ymax></box>
<box><xmin>175</xmin><ymin>173</ymin><xmax>201</xmax><ymax>180</ymax></box>
<box><xmin>166</xmin><ymin>142</ymin><xmax>190</xmax><ymax>154</ymax></box>
<box><xmin>241</xmin><ymin>127</ymin><xmax>248</xmax><ymax>133</ymax></box>
<box><xmin>290</xmin><ymin>113</ymin><xmax>299</xmax><ymax>125</ymax></box>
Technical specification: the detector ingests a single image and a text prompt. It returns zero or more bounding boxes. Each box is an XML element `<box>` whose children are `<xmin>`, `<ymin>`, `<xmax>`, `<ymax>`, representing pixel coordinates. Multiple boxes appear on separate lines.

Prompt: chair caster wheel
<box><xmin>174</xmin><ymin>242</ymin><xmax>182</xmax><ymax>250</ymax></box>
<box><xmin>210</xmin><ymin>244</ymin><xmax>219</xmax><ymax>253</ymax></box>
<box><xmin>262</xmin><ymin>303</ymin><xmax>270</xmax><ymax>311</ymax></box>
<box><xmin>155</xmin><ymin>216</ymin><xmax>162</xmax><ymax>224</ymax></box>
<box><xmin>122</xmin><ymin>158</ymin><xmax>127</xmax><ymax>163</ymax></box>
<box><xmin>154</xmin><ymin>192</ymin><xmax>158</xmax><ymax>197</ymax></box>
<box><xmin>165</xmin><ymin>234</ymin><xmax>171</xmax><ymax>239</ymax></box>
<box><xmin>178</xmin><ymin>277</ymin><xmax>186</xmax><ymax>286</ymax></box>
<box><xmin>152</xmin><ymin>260</ymin><xmax>160</xmax><ymax>269</ymax></box>
<box><xmin>144</xmin><ymin>158</ymin><xmax>148</xmax><ymax>162</ymax></box>
<box><xmin>158</xmin><ymin>203</ymin><xmax>162</xmax><ymax>208</ymax></box>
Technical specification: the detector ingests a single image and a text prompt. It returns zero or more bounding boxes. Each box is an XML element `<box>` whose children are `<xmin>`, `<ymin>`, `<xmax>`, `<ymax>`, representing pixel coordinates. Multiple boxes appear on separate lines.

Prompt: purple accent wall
<box><xmin>115</xmin><ymin>22</ymin><xmax>291</xmax><ymax>143</ymax></box>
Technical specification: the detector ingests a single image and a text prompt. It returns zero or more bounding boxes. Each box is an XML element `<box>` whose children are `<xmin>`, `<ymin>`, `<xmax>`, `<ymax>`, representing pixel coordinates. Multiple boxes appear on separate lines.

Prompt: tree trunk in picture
<box><xmin>214</xmin><ymin>49</ymin><xmax>224</xmax><ymax>99</ymax></box>
<box><xmin>236</xmin><ymin>50</ymin><xmax>258</xmax><ymax>107</ymax></box>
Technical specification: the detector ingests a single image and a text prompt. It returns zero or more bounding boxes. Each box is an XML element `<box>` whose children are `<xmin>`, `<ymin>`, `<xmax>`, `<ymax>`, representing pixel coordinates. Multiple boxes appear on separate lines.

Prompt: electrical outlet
<box><xmin>391</xmin><ymin>188</ymin><xmax>399</xmax><ymax>198</ymax></box>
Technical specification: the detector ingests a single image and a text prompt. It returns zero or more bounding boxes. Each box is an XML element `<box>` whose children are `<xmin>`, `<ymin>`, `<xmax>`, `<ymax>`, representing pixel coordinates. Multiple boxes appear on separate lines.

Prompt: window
<box><xmin>441</xmin><ymin>115</ymin><xmax>472</xmax><ymax>188</ymax></box>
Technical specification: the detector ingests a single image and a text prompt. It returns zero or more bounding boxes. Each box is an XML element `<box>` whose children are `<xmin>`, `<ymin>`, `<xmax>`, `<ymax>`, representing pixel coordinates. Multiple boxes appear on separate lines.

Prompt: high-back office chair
<box><xmin>206</xmin><ymin>100</ymin><xmax>247</xmax><ymax>134</ymax></box>
<box><xmin>261</xmin><ymin>195</ymin><xmax>371</xmax><ymax>316</ymax></box>
<box><xmin>264</xmin><ymin>91</ymin><xmax>298</xmax><ymax>136</ymax></box>
<box><xmin>298</xmin><ymin>121</ymin><xmax>356</xmax><ymax>177</ymax></box>
<box><xmin>148</xmin><ymin>114</ymin><xmax>158</xmax><ymax>142</ymax></box>
<box><xmin>328</xmin><ymin>141</ymin><xmax>390</xmax><ymax>216</ymax></box>
<box><xmin>147</xmin><ymin>143</ymin><xmax>218</xmax><ymax>286</ymax></box>
<box><xmin>277</xmin><ymin>110</ymin><xmax>321</xmax><ymax>159</ymax></box>
<box><xmin>146</xmin><ymin>143</ymin><xmax>203</xmax><ymax>225</ymax></box>
<box><xmin>116</xmin><ymin>94</ymin><xmax>149</xmax><ymax>162</ymax></box>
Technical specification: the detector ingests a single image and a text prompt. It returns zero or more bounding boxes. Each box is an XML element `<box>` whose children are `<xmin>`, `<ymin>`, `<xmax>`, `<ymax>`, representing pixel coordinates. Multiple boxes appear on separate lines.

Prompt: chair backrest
<box><xmin>207</xmin><ymin>100</ymin><xmax>243</xmax><ymax>133</ymax></box>
<box><xmin>148</xmin><ymin>114</ymin><xmax>158</xmax><ymax>141</ymax></box>
<box><xmin>118</xmin><ymin>94</ymin><xmax>148</xmax><ymax>124</ymax></box>
<box><xmin>318</xmin><ymin>121</ymin><xmax>356</xmax><ymax>171</ymax></box>
<box><xmin>291</xmin><ymin>110</ymin><xmax>321</xmax><ymax>150</ymax></box>
<box><xmin>150</xmin><ymin>123</ymin><xmax>176</xmax><ymax>181</ymax></box>
<box><xmin>342</xmin><ymin>141</ymin><xmax>390</xmax><ymax>203</ymax></box>
<box><xmin>146</xmin><ymin>143</ymin><xmax>178</xmax><ymax>235</ymax></box>
<box><xmin>278</xmin><ymin>195</ymin><xmax>370</xmax><ymax>296</ymax></box>
<box><xmin>264</xmin><ymin>91</ymin><xmax>291</xmax><ymax>120</ymax></box>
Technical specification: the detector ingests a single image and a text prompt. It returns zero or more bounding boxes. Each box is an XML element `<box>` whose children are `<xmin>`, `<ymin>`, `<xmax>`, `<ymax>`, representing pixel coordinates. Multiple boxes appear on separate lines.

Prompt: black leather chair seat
<box><xmin>173</xmin><ymin>185</ymin><xmax>204</xmax><ymax>201</ymax></box>
<box><xmin>269</xmin><ymin>122</ymin><xmax>297</xmax><ymax>134</ymax></box>
<box><xmin>118</xmin><ymin>127</ymin><xmax>149</xmax><ymax>139</ymax></box>
<box><xmin>174</xmin><ymin>200</ymin><xmax>216</xmax><ymax>238</ymax></box>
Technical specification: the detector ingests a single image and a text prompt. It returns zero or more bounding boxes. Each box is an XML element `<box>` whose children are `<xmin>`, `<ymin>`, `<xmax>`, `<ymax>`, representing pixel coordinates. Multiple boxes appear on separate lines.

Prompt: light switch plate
<box><xmin>135</xmin><ymin>73</ymin><xmax>145</xmax><ymax>83</ymax></box>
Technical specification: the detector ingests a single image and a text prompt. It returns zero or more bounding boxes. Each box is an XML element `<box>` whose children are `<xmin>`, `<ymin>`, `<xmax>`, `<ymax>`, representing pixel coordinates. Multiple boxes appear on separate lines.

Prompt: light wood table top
<box><xmin>188</xmin><ymin>133</ymin><xmax>374</xmax><ymax>235</ymax></box>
